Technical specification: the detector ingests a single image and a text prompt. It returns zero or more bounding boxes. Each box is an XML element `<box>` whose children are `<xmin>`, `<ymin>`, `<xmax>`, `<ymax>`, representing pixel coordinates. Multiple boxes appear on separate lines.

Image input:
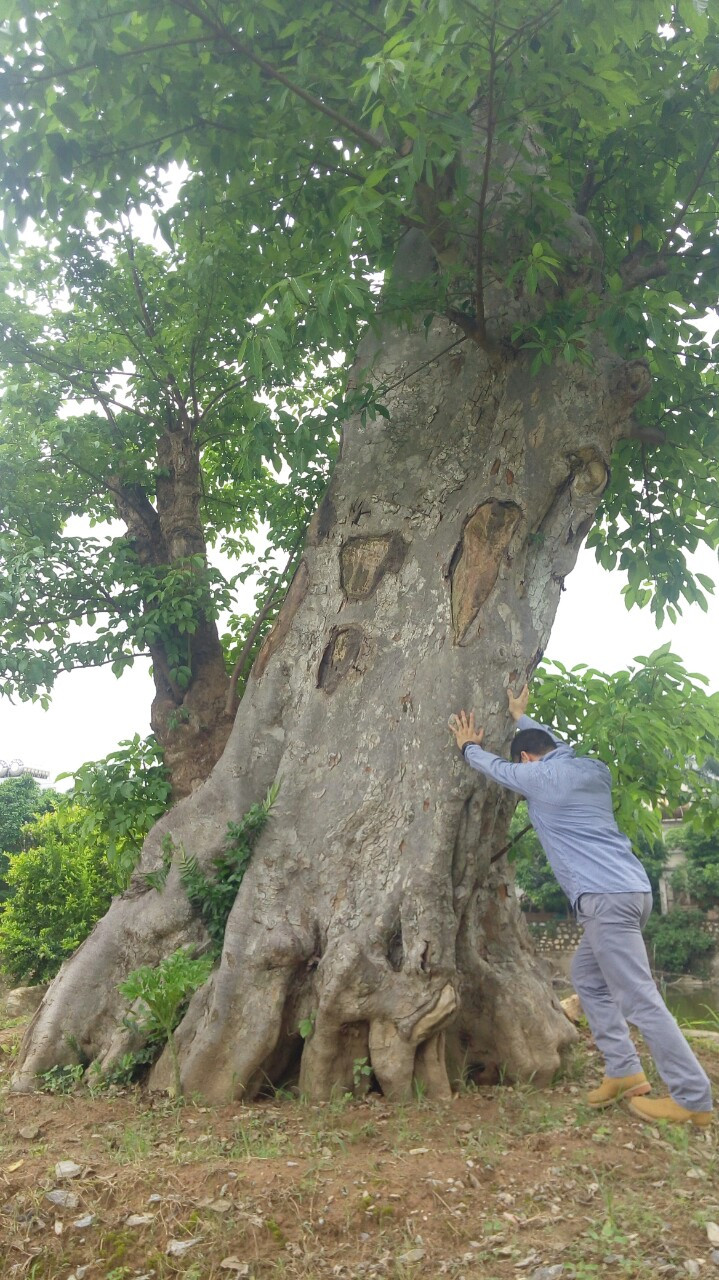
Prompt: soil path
<box><xmin>1</xmin><ymin>1020</ymin><xmax>718</xmax><ymax>1279</ymax></box>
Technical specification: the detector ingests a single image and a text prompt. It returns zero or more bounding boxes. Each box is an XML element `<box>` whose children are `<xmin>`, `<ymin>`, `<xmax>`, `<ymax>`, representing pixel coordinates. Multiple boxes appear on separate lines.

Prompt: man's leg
<box><xmin>571</xmin><ymin>926</ymin><xmax>643</xmax><ymax>1077</ymax></box>
<box><xmin>576</xmin><ymin>892</ymin><xmax>712</xmax><ymax>1114</ymax></box>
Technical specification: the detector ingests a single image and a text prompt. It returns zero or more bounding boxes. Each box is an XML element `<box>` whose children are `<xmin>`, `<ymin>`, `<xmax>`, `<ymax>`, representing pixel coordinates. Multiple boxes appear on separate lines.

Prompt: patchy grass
<box><xmin>0</xmin><ymin>1022</ymin><xmax>718</xmax><ymax>1279</ymax></box>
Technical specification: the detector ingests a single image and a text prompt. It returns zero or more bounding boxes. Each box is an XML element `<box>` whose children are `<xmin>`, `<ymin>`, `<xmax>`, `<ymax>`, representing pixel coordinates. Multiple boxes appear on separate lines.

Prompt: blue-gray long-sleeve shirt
<box><xmin>463</xmin><ymin>714</ymin><xmax>651</xmax><ymax>907</ymax></box>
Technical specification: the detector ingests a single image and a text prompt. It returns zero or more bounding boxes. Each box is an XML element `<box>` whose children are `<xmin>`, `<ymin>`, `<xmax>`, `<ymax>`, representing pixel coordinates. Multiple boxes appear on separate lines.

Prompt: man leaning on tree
<box><xmin>448</xmin><ymin>685</ymin><xmax>713</xmax><ymax>1128</ymax></box>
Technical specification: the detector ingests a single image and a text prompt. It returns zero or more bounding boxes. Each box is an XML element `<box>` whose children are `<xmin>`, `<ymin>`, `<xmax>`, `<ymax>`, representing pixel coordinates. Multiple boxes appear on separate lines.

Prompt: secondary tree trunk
<box><xmin>13</xmin><ymin>228</ymin><xmax>649</xmax><ymax>1101</ymax></box>
<box><xmin>109</xmin><ymin>414</ymin><xmax>234</xmax><ymax>800</ymax></box>
<box><xmin>147</xmin><ymin>614</ymin><xmax>233</xmax><ymax>802</ymax></box>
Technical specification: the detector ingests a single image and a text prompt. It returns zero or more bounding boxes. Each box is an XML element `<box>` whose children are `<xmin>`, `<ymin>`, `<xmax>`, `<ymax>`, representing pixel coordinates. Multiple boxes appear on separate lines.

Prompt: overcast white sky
<box><xmin>2</xmin><ymin>540</ymin><xmax>718</xmax><ymax>788</ymax></box>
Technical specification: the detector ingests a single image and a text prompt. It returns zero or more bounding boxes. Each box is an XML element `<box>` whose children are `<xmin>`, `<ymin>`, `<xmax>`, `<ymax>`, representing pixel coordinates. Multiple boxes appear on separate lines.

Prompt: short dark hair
<box><xmin>510</xmin><ymin>728</ymin><xmax>556</xmax><ymax>762</ymax></box>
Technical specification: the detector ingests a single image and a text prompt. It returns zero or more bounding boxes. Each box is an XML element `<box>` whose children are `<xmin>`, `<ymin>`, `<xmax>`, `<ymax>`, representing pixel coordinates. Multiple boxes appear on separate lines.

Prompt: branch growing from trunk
<box><xmin>618</xmin><ymin>242</ymin><xmax>669</xmax><ymax>288</ymax></box>
<box><xmin>625</xmin><ymin>421</ymin><xmax>667</xmax><ymax>446</ymax></box>
<box><xmin>224</xmin><ymin>538</ymin><xmax>306</xmax><ymax>715</ymax></box>
<box><xmin>490</xmin><ymin>822</ymin><xmax>532</xmax><ymax>864</ymax></box>
<box><xmin>224</xmin><ymin>577</ymin><xmax>285</xmax><ymax>716</ymax></box>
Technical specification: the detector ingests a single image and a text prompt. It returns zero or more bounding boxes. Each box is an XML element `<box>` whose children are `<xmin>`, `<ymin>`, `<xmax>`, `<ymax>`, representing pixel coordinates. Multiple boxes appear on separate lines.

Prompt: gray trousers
<box><xmin>571</xmin><ymin>891</ymin><xmax>713</xmax><ymax>1113</ymax></box>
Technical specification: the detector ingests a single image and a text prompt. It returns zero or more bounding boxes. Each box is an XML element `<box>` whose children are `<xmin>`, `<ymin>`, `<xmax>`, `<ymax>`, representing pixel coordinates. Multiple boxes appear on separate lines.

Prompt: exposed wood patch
<box><xmin>253</xmin><ymin>559</ymin><xmax>309</xmax><ymax>679</ymax></box>
<box><xmin>449</xmin><ymin>501</ymin><xmax>521</xmax><ymax>643</ymax></box>
<box><xmin>317</xmin><ymin>625</ymin><xmax>364</xmax><ymax>693</ymax></box>
<box><xmin>340</xmin><ymin>533</ymin><xmax>407</xmax><ymax>602</ymax></box>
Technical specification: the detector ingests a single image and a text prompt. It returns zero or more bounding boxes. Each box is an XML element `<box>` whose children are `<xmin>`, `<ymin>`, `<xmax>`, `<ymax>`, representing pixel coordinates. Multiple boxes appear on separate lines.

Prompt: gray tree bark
<box><xmin>12</xmin><ymin>225</ymin><xmax>649</xmax><ymax>1101</ymax></box>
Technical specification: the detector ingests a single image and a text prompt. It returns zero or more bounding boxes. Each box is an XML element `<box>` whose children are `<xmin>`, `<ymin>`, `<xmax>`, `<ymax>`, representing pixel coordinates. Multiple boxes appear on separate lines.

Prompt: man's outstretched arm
<box><xmin>448</xmin><ymin>688</ymin><xmax>558</xmax><ymax>799</ymax></box>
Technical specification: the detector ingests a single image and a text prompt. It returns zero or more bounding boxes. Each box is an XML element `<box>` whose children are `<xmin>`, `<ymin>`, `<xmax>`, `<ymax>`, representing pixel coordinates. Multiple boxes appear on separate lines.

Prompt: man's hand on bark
<box><xmin>507</xmin><ymin>683</ymin><xmax>529</xmax><ymax>722</ymax></box>
<box><xmin>448</xmin><ymin>710</ymin><xmax>484</xmax><ymax>751</ymax></box>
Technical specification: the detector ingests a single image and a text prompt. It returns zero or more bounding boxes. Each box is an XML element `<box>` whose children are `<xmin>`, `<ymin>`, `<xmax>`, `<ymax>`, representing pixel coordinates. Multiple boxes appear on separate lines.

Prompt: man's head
<box><xmin>510</xmin><ymin>728</ymin><xmax>556</xmax><ymax>764</ymax></box>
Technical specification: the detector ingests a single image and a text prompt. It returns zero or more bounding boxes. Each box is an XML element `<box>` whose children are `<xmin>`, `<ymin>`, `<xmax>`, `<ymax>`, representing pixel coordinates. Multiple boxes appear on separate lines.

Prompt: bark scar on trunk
<box><xmin>449</xmin><ymin>500</ymin><xmax>522</xmax><ymax>642</ymax></box>
<box><xmin>340</xmin><ymin>532</ymin><xmax>407</xmax><ymax>601</ymax></box>
<box><xmin>317</xmin><ymin>625</ymin><xmax>366</xmax><ymax>693</ymax></box>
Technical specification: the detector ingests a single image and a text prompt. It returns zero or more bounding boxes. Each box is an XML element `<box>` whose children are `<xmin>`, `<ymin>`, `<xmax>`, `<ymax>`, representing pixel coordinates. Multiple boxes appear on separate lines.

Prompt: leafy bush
<box><xmin>60</xmin><ymin>735</ymin><xmax>172</xmax><ymax>888</ymax></box>
<box><xmin>0</xmin><ymin>804</ymin><xmax>122</xmax><ymax>984</ymax></box>
<box><xmin>669</xmin><ymin>862</ymin><xmax>719</xmax><ymax>912</ymax></box>
<box><xmin>643</xmin><ymin>907</ymin><xmax>716</xmax><ymax>976</ymax></box>
<box><xmin>0</xmin><ymin>776</ymin><xmax>61</xmax><ymax>902</ymax></box>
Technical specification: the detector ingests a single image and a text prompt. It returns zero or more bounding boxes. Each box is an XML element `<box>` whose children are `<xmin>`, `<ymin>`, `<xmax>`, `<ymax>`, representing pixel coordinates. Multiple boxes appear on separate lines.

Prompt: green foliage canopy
<box><xmin>0</xmin><ymin>774</ymin><xmax>58</xmax><ymax>854</ymax></box>
<box><xmin>0</xmin><ymin>0</ymin><xmax>719</xmax><ymax>707</ymax></box>
<box><xmin>0</xmin><ymin>204</ymin><xmax>337</xmax><ymax>704</ymax></box>
<box><xmin>665</xmin><ymin>825</ymin><xmax>719</xmax><ymax>910</ymax></box>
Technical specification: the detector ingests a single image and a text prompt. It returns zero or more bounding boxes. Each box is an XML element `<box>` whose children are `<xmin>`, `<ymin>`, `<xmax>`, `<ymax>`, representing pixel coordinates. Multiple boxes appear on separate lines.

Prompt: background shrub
<box><xmin>0</xmin><ymin>804</ymin><xmax>122</xmax><ymax>983</ymax></box>
<box><xmin>644</xmin><ymin>907</ymin><xmax>716</xmax><ymax>976</ymax></box>
<box><xmin>0</xmin><ymin>776</ymin><xmax>61</xmax><ymax>903</ymax></box>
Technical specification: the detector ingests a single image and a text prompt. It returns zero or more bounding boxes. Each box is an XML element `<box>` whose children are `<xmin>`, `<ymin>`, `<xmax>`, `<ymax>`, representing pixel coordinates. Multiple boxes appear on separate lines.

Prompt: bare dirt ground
<box><xmin>1</xmin><ymin>1017</ymin><xmax>718</xmax><ymax>1280</ymax></box>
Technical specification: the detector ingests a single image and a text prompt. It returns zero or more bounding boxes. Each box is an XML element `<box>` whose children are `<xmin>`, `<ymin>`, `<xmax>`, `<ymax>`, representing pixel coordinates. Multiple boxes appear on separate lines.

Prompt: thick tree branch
<box><xmin>618</xmin><ymin>241</ymin><xmax>670</xmax><ymax>288</ymax></box>
<box><xmin>625</xmin><ymin>422</ymin><xmax>667</xmax><ymax>446</ymax></box>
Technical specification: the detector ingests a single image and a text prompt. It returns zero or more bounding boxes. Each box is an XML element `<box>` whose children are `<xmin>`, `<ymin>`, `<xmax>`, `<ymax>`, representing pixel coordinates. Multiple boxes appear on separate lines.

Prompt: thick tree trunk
<box><xmin>13</xmin><ymin>234</ymin><xmax>649</xmax><ymax>1100</ymax></box>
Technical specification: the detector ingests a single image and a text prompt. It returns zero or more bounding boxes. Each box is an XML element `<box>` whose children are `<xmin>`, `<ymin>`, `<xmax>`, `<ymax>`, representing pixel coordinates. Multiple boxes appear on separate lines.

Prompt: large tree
<box><xmin>4</xmin><ymin>0</ymin><xmax>719</xmax><ymax>1100</ymax></box>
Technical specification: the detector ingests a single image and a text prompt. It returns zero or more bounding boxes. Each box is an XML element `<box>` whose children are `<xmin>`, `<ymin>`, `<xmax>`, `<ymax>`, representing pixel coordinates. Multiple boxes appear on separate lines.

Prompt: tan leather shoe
<box><xmin>586</xmin><ymin>1072</ymin><xmax>651</xmax><ymax>1107</ymax></box>
<box><xmin>628</xmin><ymin>1095</ymin><xmax>712</xmax><ymax>1127</ymax></box>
